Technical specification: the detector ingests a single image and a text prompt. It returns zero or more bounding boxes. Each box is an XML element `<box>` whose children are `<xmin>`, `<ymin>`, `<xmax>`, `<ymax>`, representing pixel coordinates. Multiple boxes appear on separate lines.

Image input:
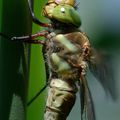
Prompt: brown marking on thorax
<box><xmin>63</xmin><ymin>32</ymin><xmax>90</xmax><ymax>48</ymax></box>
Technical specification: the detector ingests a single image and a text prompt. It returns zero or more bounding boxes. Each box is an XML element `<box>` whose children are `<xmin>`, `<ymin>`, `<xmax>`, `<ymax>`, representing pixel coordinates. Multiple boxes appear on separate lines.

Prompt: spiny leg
<box><xmin>27</xmin><ymin>82</ymin><xmax>49</xmax><ymax>106</ymax></box>
<box><xmin>27</xmin><ymin>0</ymin><xmax>51</xmax><ymax>28</ymax></box>
<box><xmin>0</xmin><ymin>30</ymin><xmax>48</xmax><ymax>44</ymax></box>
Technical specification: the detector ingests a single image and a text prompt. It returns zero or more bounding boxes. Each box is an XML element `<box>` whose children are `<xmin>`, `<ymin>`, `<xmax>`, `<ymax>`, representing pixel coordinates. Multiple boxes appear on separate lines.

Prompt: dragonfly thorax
<box><xmin>44</xmin><ymin>31</ymin><xmax>90</xmax><ymax>81</ymax></box>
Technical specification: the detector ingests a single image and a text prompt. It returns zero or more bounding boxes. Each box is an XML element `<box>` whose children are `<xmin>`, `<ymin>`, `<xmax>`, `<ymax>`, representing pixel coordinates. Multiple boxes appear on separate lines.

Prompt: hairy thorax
<box><xmin>45</xmin><ymin>31</ymin><xmax>90</xmax><ymax>80</ymax></box>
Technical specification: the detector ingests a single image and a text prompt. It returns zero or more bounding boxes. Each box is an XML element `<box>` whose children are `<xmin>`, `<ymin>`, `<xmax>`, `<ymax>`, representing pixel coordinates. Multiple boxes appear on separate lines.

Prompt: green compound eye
<box><xmin>52</xmin><ymin>5</ymin><xmax>81</xmax><ymax>27</ymax></box>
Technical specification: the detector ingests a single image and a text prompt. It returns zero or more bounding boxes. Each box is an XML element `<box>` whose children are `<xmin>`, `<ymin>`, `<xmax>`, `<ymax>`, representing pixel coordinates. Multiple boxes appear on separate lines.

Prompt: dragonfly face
<box><xmin>43</xmin><ymin>0</ymin><xmax>81</xmax><ymax>27</ymax></box>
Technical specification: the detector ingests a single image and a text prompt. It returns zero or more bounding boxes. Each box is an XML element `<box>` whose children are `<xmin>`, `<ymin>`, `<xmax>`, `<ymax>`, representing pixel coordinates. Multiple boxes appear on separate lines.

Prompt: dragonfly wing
<box><xmin>79</xmin><ymin>79</ymin><xmax>85</xmax><ymax>120</ymax></box>
<box><xmin>79</xmin><ymin>76</ymin><xmax>95</xmax><ymax>120</ymax></box>
<box><xmin>89</xmin><ymin>49</ymin><xmax>117</xmax><ymax>100</ymax></box>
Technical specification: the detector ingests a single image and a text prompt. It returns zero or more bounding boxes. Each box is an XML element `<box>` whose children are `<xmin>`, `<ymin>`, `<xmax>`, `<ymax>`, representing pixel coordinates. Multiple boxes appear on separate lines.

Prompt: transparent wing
<box><xmin>89</xmin><ymin>49</ymin><xmax>117</xmax><ymax>100</ymax></box>
<box><xmin>79</xmin><ymin>75</ymin><xmax>95</xmax><ymax>120</ymax></box>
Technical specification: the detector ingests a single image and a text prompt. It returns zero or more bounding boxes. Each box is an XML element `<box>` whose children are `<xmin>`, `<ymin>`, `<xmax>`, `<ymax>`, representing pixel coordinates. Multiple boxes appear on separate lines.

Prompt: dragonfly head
<box><xmin>43</xmin><ymin>0</ymin><xmax>81</xmax><ymax>28</ymax></box>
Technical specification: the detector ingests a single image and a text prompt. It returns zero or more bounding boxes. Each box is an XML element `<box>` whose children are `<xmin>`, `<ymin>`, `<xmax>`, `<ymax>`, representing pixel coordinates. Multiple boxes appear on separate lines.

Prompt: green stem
<box><xmin>0</xmin><ymin>0</ymin><xmax>32</xmax><ymax>119</ymax></box>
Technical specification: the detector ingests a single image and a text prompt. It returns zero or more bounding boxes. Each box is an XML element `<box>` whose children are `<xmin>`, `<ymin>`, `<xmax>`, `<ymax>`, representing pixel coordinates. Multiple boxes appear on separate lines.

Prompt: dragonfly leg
<box><xmin>27</xmin><ymin>0</ymin><xmax>51</xmax><ymax>27</ymax></box>
<box><xmin>11</xmin><ymin>30</ymin><xmax>48</xmax><ymax>42</ymax></box>
<box><xmin>27</xmin><ymin>83</ymin><xmax>49</xmax><ymax>106</ymax></box>
<box><xmin>0</xmin><ymin>31</ymin><xmax>48</xmax><ymax>44</ymax></box>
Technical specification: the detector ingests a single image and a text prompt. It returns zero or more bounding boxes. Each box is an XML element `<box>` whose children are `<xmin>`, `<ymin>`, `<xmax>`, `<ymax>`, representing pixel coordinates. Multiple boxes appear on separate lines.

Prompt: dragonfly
<box><xmin>0</xmin><ymin>0</ymin><xmax>116</xmax><ymax>120</ymax></box>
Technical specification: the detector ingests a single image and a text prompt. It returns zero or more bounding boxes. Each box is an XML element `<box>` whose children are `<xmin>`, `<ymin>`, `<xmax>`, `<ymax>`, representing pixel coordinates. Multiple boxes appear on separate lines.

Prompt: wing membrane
<box><xmin>79</xmin><ymin>75</ymin><xmax>95</xmax><ymax>120</ymax></box>
<box><xmin>89</xmin><ymin>49</ymin><xmax>117</xmax><ymax>100</ymax></box>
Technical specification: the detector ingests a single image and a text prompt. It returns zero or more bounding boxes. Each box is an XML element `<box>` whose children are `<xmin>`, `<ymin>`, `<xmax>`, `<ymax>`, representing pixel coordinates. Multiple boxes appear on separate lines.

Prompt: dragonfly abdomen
<box><xmin>44</xmin><ymin>78</ymin><xmax>77</xmax><ymax>120</ymax></box>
